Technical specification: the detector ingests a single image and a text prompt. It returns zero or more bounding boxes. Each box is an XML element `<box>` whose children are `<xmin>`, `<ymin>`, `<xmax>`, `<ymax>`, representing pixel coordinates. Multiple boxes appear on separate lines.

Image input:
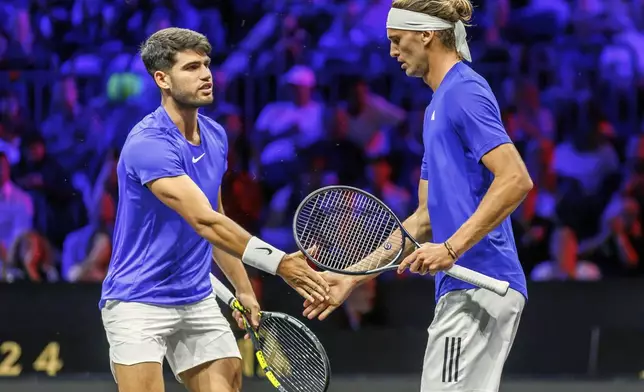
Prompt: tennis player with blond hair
<box><xmin>302</xmin><ymin>0</ymin><xmax>533</xmax><ymax>390</ymax></box>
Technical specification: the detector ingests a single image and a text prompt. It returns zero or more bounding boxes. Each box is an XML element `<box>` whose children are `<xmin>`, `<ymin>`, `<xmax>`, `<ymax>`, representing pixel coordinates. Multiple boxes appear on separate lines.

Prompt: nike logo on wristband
<box><xmin>256</xmin><ymin>247</ymin><xmax>273</xmax><ymax>255</ymax></box>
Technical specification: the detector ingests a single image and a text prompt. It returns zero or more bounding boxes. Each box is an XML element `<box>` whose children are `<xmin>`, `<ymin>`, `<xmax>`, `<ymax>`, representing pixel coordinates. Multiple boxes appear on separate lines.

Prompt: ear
<box><xmin>154</xmin><ymin>70</ymin><xmax>170</xmax><ymax>90</ymax></box>
<box><xmin>421</xmin><ymin>31</ymin><xmax>434</xmax><ymax>47</ymax></box>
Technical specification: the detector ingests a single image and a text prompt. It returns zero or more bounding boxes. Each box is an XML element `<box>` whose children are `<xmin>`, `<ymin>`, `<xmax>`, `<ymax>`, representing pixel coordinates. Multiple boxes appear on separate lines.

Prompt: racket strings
<box><xmin>295</xmin><ymin>189</ymin><xmax>404</xmax><ymax>271</ymax></box>
<box><xmin>258</xmin><ymin>317</ymin><xmax>328</xmax><ymax>392</ymax></box>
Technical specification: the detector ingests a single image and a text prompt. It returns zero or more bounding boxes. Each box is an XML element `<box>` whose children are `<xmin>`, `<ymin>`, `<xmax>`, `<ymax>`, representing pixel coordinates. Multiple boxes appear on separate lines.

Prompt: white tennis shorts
<box><xmin>420</xmin><ymin>287</ymin><xmax>525</xmax><ymax>392</ymax></box>
<box><xmin>101</xmin><ymin>293</ymin><xmax>241</xmax><ymax>382</ymax></box>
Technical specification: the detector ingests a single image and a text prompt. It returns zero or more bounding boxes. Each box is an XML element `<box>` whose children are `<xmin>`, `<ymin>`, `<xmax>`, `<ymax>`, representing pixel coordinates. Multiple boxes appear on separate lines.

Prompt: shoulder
<box><xmin>199</xmin><ymin>113</ymin><xmax>226</xmax><ymax>135</ymax></box>
<box><xmin>444</xmin><ymin>75</ymin><xmax>495</xmax><ymax>108</ymax></box>
<box><xmin>198</xmin><ymin>113</ymin><xmax>229</xmax><ymax>149</ymax></box>
<box><xmin>121</xmin><ymin>125</ymin><xmax>180</xmax><ymax>166</ymax></box>
<box><xmin>124</xmin><ymin>126</ymin><xmax>176</xmax><ymax>150</ymax></box>
<box><xmin>444</xmin><ymin>76</ymin><xmax>500</xmax><ymax>126</ymax></box>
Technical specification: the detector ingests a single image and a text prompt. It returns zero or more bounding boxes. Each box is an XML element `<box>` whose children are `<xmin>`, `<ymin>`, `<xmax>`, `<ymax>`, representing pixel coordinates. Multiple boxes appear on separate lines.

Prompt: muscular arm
<box><xmin>447</xmin><ymin>144</ymin><xmax>533</xmax><ymax>256</ymax></box>
<box><xmin>352</xmin><ymin>179</ymin><xmax>432</xmax><ymax>284</ymax></box>
<box><xmin>211</xmin><ymin>187</ymin><xmax>255</xmax><ymax>294</ymax></box>
<box><xmin>147</xmin><ymin>175</ymin><xmax>256</xmax><ymax>260</ymax></box>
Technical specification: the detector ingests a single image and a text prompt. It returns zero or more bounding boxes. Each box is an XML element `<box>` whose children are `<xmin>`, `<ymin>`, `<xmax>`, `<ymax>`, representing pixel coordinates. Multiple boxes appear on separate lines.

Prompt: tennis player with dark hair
<box><xmin>302</xmin><ymin>1</ymin><xmax>532</xmax><ymax>391</ymax></box>
<box><xmin>100</xmin><ymin>27</ymin><xmax>329</xmax><ymax>392</ymax></box>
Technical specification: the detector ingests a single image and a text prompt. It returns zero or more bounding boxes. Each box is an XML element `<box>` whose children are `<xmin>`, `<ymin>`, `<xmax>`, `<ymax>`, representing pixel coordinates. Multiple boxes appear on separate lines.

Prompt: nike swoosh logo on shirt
<box><xmin>256</xmin><ymin>247</ymin><xmax>273</xmax><ymax>255</ymax></box>
<box><xmin>192</xmin><ymin>153</ymin><xmax>206</xmax><ymax>163</ymax></box>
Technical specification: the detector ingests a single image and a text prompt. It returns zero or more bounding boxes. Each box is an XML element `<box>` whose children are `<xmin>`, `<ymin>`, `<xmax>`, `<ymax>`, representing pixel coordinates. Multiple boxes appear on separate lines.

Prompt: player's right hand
<box><xmin>232</xmin><ymin>309</ymin><xmax>249</xmax><ymax>339</ymax></box>
<box><xmin>302</xmin><ymin>272</ymin><xmax>357</xmax><ymax>321</ymax></box>
<box><xmin>233</xmin><ymin>291</ymin><xmax>261</xmax><ymax>340</ymax></box>
<box><xmin>237</xmin><ymin>291</ymin><xmax>261</xmax><ymax>328</ymax></box>
<box><xmin>277</xmin><ymin>252</ymin><xmax>330</xmax><ymax>304</ymax></box>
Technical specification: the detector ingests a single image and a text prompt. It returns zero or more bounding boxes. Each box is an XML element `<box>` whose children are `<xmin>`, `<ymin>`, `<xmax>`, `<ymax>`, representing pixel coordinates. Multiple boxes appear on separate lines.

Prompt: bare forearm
<box><xmin>195</xmin><ymin>210</ymin><xmax>253</xmax><ymax>259</ymax></box>
<box><xmin>353</xmin><ymin>207</ymin><xmax>432</xmax><ymax>284</ymax></box>
<box><xmin>212</xmin><ymin>248</ymin><xmax>254</xmax><ymax>294</ymax></box>
<box><xmin>448</xmin><ymin>175</ymin><xmax>532</xmax><ymax>256</ymax></box>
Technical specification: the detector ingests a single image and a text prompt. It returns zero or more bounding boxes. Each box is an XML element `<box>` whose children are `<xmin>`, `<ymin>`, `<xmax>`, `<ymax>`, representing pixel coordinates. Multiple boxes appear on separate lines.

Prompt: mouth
<box><xmin>199</xmin><ymin>83</ymin><xmax>213</xmax><ymax>91</ymax></box>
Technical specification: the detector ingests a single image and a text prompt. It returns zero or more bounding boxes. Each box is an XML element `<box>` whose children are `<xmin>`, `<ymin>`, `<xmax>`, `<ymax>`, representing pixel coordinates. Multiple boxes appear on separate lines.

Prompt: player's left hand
<box><xmin>397</xmin><ymin>242</ymin><xmax>455</xmax><ymax>275</ymax></box>
<box><xmin>233</xmin><ymin>291</ymin><xmax>261</xmax><ymax>339</ymax></box>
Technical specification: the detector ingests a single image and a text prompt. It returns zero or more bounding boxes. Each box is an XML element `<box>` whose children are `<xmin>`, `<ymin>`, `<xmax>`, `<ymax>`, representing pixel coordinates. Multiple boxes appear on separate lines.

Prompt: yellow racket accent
<box><xmin>232</xmin><ymin>299</ymin><xmax>282</xmax><ymax>388</ymax></box>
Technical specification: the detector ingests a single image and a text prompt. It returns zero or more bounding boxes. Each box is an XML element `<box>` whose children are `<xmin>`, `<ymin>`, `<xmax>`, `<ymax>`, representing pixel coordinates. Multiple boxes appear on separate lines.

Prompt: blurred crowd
<box><xmin>1</xmin><ymin>0</ymin><xmax>643</xmax><ymax>328</ymax></box>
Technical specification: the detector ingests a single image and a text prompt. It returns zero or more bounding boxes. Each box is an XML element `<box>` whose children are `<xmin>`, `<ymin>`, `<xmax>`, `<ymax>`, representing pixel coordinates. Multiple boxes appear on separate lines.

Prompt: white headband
<box><xmin>386</xmin><ymin>8</ymin><xmax>472</xmax><ymax>62</ymax></box>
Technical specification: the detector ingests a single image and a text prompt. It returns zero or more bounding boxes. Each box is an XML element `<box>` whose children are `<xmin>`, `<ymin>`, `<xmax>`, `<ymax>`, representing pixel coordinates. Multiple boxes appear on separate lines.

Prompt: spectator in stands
<box><xmin>364</xmin><ymin>157</ymin><xmax>411</xmax><ymax>219</ymax></box>
<box><xmin>220</xmin><ymin>109</ymin><xmax>264</xmax><ymax>236</ymax></box>
<box><xmin>512</xmin><ymin>187</ymin><xmax>556</xmax><ymax>275</ymax></box>
<box><xmin>0</xmin><ymin>90</ymin><xmax>35</xmax><ymax>165</ymax></box>
<box><xmin>552</xmin><ymin>110</ymin><xmax>621</xmax><ymax>241</ymax></box>
<box><xmin>578</xmin><ymin>195</ymin><xmax>644</xmax><ymax>277</ymax></box>
<box><xmin>0</xmin><ymin>151</ymin><xmax>33</xmax><ymax>271</ymax></box>
<box><xmin>261</xmin><ymin>152</ymin><xmax>338</xmax><ymax>253</ymax></box>
<box><xmin>623</xmin><ymin>136</ymin><xmax>644</xmax><ymax>223</ymax></box>
<box><xmin>531</xmin><ymin>226</ymin><xmax>602</xmax><ymax>281</ymax></box>
<box><xmin>311</xmin><ymin>106</ymin><xmax>366</xmax><ymax>186</ymax></box>
<box><xmin>12</xmin><ymin>135</ymin><xmax>87</xmax><ymax>248</ymax></box>
<box><xmin>254</xmin><ymin>65</ymin><xmax>325</xmax><ymax>198</ymax></box>
<box><xmin>61</xmin><ymin>191</ymin><xmax>114</xmax><ymax>283</ymax></box>
<box><xmin>256</xmin><ymin>12</ymin><xmax>311</xmax><ymax>73</ymax></box>
<box><xmin>0</xmin><ymin>123</ymin><xmax>20</xmax><ymax>167</ymax></box>
<box><xmin>345</xmin><ymin>78</ymin><xmax>406</xmax><ymax>158</ymax></box>
<box><xmin>341</xmin><ymin>279</ymin><xmax>387</xmax><ymax>330</ymax></box>
<box><xmin>40</xmin><ymin>75</ymin><xmax>103</xmax><ymax>176</ymax></box>
<box><xmin>314</xmin><ymin>1</ymin><xmax>369</xmax><ymax>69</ymax></box>
<box><xmin>3</xmin><ymin>230</ymin><xmax>58</xmax><ymax>283</ymax></box>
<box><xmin>515</xmin><ymin>80</ymin><xmax>555</xmax><ymax>142</ymax></box>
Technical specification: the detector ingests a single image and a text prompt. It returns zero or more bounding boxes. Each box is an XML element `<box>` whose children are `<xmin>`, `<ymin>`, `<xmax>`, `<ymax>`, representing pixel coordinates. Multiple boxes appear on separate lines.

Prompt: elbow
<box><xmin>192</xmin><ymin>209</ymin><xmax>222</xmax><ymax>237</ymax></box>
<box><xmin>514</xmin><ymin>172</ymin><xmax>534</xmax><ymax>196</ymax></box>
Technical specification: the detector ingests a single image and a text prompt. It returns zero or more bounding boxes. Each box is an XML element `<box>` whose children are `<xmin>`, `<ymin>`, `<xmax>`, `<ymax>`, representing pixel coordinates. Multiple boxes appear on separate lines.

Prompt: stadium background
<box><xmin>0</xmin><ymin>0</ymin><xmax>643</xmax><ymax>391</ymax></box>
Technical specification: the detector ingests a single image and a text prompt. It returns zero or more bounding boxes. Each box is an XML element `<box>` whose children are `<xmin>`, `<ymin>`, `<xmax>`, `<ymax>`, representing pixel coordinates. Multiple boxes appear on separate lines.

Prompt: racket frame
<box><xmin>213</xmin><ymin>280</ymin><xmax>332</xmax><ymax>392</ymax></box>
<box><xmin>293</xmin><ymin>185</ymin><xmax>510</xmax><ymax>296</ymax></box>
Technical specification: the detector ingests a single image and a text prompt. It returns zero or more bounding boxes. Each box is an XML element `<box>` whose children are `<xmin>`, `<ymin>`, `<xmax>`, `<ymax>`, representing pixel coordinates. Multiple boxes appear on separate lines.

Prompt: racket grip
<box><xmin>210</xmin><ymin>273</ymin><xmax>236</xmax><ymax>307</ymax></box>
<box><xmin>446</xmin><ymin>265</ymin><xmax>510</xmax><ymax>296</ymax></box>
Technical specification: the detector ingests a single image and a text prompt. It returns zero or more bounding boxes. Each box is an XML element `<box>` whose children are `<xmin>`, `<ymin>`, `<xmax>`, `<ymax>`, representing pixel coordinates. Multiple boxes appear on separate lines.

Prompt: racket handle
<box><xmin>446</xmin><ymin>265</ymin><xmax>510</xmax><ymax>296</ymax></box>
<box><xmin>210</xmin><ymin>273</ymin><xmax>236</xmax><ymax>308</ymax></box>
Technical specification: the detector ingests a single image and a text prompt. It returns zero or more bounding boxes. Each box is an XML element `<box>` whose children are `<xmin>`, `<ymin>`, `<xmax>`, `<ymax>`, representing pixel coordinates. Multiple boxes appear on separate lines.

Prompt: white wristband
<box><xmin>241</xmin><ymin>237</ymin><xmax>285</xmax><ymax>275</ymax></box>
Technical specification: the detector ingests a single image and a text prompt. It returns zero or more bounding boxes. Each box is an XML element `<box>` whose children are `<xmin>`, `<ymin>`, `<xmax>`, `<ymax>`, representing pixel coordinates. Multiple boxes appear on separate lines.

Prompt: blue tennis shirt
<box><xmin>99</xmin><ymin>106</ymin><xmax>228</xmax><ymax>308</ymax></box>
<box><xmin>421</xmin><ymin>62</ymin><xmax>528</xmax><ymax>302</ymax></box>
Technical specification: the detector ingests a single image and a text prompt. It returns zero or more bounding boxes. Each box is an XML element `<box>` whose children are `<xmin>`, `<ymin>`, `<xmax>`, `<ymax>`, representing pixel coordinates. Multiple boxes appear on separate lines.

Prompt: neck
<box><xmin>423</xmin><ymin>50</ymin><xmax>461</xmax><ymax>91</ymax></box>
<box><xmin>162</xmin><ymin>95</ymin><xmax>199</xmax><ymax>142</ymax></box>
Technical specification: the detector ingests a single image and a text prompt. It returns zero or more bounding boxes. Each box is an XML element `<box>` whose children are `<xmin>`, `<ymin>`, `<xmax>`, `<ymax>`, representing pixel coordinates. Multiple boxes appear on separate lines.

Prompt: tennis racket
<box><xmin>293</xmin><ymin>185</ymin><xmax>510</xmax><ymax>296</ymax></box>
<box><xmin>210</xmin><ymin>277</ymin><xmax>331</xmax><ymax>392</ymax></box>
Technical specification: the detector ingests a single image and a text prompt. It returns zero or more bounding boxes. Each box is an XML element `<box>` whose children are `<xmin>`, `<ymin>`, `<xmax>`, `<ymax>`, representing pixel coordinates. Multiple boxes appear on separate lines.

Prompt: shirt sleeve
<box><xmin>449</xmin><ymin>81</ymin><xmax>512</xmax><ymax>162</ymax></box>
<box><xmin>123</xmin><ymin>131</ymin><xmax>185</xmax><ymax>185</ymax></box>
<box><xmin>420</xmin><ymin>153</ymin><xmax>429</xmax><ymax>180</ymax></box>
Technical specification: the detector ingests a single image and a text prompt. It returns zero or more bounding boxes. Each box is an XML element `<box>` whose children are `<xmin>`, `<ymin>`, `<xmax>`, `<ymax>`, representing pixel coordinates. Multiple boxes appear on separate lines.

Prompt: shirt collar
<box><xmin>153</xmin><ymin>105</ymin><xmax>177</xmax><ymax>129</ymax></box>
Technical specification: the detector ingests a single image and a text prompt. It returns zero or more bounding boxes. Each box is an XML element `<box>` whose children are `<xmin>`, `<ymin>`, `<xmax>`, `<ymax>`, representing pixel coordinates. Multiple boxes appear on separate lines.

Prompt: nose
<box><xmin>389</xmin><ymin>43</ymin><xmax>399</xmax><ymax>58</ymax></box>
<box><xmin>201</xmin><ymin>67</ymin><xmax>212</xmax><ymax>80</ymax></box>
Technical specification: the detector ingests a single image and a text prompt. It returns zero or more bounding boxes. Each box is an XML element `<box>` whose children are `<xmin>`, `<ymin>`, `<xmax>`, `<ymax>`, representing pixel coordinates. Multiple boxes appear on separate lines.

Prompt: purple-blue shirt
<box><xmin>100</xmin><ymin>106</ymin><xmax>228</xmax><ymax>308</ymax></box>
<box><xmin>420</xmin><ymin>62</ymin><xmax>528</xmax><ymax>302</ymax></box>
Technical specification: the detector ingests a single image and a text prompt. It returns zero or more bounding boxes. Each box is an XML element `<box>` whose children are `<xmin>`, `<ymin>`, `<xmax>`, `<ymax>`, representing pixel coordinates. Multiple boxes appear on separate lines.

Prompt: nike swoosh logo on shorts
<box><xmin>256</xmin><ymin>247</ymin><xmax>273</xmax><ymax>255</ymax></box>
<box><xmin>192</xmin><ymin>153</ymin><xmax>206</xmax><ymax>163</ymax></box>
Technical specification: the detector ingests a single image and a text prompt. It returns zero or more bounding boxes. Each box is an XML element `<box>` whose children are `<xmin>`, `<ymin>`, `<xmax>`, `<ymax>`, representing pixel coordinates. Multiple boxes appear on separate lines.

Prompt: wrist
<box><xmin>446</xmin><ymin>235</ymin><xmax>466</xmax><ymax>257</ymax></box>
<box><xmin>352</xmin><ymin>274</ymin><xmax>373</xmax><ymax>286</ymax></box>
<box><xmin>241</xmin><ymin>237</ymin><xmax>285</xmax><ymax>275</ymax></box>
<box><xmin>233</xmin><ymin>281</ymin><xmax>255</xmax><ymax>296</ymax></box>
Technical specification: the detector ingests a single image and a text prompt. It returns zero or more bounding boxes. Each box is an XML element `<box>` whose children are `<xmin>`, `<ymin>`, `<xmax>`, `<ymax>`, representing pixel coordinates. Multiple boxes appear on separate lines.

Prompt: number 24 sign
<box><xmin>0</xmin><ymin>341</ymin><xmax>63</xmax><ymax>377</ymax></box>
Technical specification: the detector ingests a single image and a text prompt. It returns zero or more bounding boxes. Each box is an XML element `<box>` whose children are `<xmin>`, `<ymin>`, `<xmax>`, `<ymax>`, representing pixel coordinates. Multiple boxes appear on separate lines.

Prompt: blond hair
<box><xmin>391</xmin><ymin>0</ymin><xmax>473</xmax><ymax>54</ymax></box>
